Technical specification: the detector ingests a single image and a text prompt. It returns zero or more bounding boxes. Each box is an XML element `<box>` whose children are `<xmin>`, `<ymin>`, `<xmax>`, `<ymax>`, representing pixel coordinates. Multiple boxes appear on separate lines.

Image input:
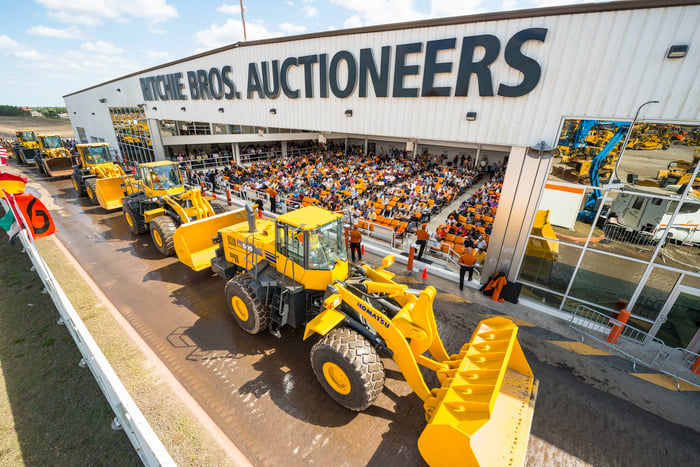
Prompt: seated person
<box><xmin>436</xmin><ymin>226</ymin><xmax>447</xmax><ymax>241</ymax></box>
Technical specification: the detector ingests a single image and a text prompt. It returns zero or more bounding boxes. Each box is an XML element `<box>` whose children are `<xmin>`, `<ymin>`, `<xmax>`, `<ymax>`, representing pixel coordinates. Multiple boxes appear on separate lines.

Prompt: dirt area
<box><xmin>0</xmin><ymin>115</ymin><xmax>74</xmax><ymax>139</ymax></box>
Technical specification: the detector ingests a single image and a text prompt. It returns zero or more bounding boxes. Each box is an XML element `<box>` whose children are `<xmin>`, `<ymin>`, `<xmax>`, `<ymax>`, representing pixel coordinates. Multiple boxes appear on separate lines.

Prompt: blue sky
<box><xmin>0</xmin><ymin>0</ymin><xmax>589</xmax><ymax>106</ymax></box>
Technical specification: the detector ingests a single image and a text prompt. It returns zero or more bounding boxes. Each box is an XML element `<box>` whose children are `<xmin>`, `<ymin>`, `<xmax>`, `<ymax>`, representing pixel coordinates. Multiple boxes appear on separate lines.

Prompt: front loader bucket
<box><xmin>418</xmin><ymin>317</ymin><xmax>537</xmax><ymax>467</ymax></box>
<box><xmin>44</xmin><ymin>157</ymin><xmax>74</xmax><ymax>177</ymax></box>
<box><xmin>96</xmin><ymin>176</ymin><xmax>125</xmax><ymax>210</ymax></box>
<box><xmin>174</xmin><ymin>209</ymin><xmax>248</xmax><ymax>271</ymax></box>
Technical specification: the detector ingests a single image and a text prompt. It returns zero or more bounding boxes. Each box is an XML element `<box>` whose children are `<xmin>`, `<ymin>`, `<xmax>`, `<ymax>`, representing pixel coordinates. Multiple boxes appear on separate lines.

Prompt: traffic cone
<box><xmin>361</xmin><ymin>244</ymin><xmax>365</xmax><ymax>255</ymax></box>
<box><xmin>421</xmin><ymin>268</ymin><xmax>428</xmax><ymax>280</ymax></box>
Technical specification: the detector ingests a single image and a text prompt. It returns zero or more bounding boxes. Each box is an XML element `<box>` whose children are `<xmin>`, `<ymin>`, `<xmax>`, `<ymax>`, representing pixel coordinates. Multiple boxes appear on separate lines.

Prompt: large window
<box><xmin>109</xmin><ymin>107</ymin><xmax>155</xmax><ymax>163</ymax></box>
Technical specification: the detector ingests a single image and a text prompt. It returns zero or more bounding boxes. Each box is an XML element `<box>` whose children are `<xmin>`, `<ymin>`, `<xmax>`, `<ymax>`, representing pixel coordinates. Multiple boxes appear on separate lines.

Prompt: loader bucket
<box><xmin>96</xmin><ymin>176</ymin><xmax>126</xmax><ymax>210</ymax></box>
<box><xmin>44</xmin><ymin>157</ymin><xmax>74</xmax><ymax>177</ymax></box>
<box><xmin>174</xmin><ymin>209</ymin><xmax>248</xmax><ymax>271</ymax></box>
<box><xmin>418</xmin><ymin>317</ymin><xmax>537</xmax><ymax>467</ymax></box>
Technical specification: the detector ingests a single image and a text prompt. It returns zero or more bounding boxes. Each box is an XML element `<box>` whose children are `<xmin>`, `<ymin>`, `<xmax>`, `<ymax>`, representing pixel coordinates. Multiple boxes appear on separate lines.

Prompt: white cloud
<box><xmin>81</xmin><ymin>41</ymin><xmax>124</xmax><ymax>55</ymax></box>
<box><xmin>327</xmin><ymin>25</ymin><xmax>337</xmax><ymax>31</ymax></box>
<box><xmin>194</xmin><ymin>19</ymin><xmax>283</xmax><ymax>49</ymax></box>
<box><xmin>146</xmin><ymin>50</ymin><xmax>173</xmax><ymax>61</ymax></box>
<box><xmin>343</xmin><ymin>15</ymin><xmax>364</xmax><ymax>29</ymax></box>
<box><xmin>331</xmin><ymin>0</ymin><xmax>427</xmax><ymax>26</ymax></box>
<box><xmin>284</xmin><ymin>0</ymin><xmax>294</xmax><ymax>5</ymax></box>
<box><xmin>430</xmin><ymin>0</ymin><xmax>483</xmax><ymax>17</ymax></box>
<box><xmin>27</xmin><ymin>25</ymin><xmax>83</xmax><ymax>39</ymax></box>
<box><xmin>217</xmin><ymin>3</ymin><xmax>241</xmax><ymax>15</ymax></box>
<box><xmin>303</xmin><ymin>5</ymin><xmax>318</xmax><ymax>17</ymax></box>
<box><xmin>36</xmin><ymin>0</ymin><xmax>179</xmax><ymax>25</ymax></box>
<box><xmin>0</xmin><ymin>35</ymin><xmax>43</xmax><ymax>61</ymax></box>
<box><xmin>279</xmin><ymin>22</ymin><xmax>307</xmax><ymax>34</ymax></box>
<box><xmin>501</xmin><ymin>0</ymin><xmax>518</xmax><ymax>10</ymax></box>
<box><xmin>0</xmin><ymin>35</ymin><xmax>20</xmax><ymax>50</ymax></box>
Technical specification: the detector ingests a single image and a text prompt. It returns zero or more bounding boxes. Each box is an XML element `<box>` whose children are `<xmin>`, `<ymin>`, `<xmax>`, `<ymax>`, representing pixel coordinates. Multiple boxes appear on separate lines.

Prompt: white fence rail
<box><xmin>1</xmin><ymin>198</ymin><xmax>175</xmax><ymax>466</ymax></box>
<box><xmin>569</xmin><ymin>305</ymin><xmax>700</xmax><ymax>389</ymax></box>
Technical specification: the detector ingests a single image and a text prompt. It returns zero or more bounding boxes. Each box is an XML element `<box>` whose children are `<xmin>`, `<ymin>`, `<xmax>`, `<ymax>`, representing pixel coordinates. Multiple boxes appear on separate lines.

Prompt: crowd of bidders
<box><xmin>185</xmin><ymin>147</ymin><xmax>505</xmax><ymax>264</ymax></box>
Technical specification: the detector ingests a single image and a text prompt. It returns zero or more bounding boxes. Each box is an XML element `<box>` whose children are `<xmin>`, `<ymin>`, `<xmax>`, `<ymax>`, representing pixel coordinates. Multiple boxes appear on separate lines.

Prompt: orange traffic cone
<box><xmin>361</xmin><ymin>244</ymin><xmax>365</xmax><ymax>255</ymax></box>
<box><xmin>421</xmin><ymin>268</ymin><xmax>428</xmax><ymax>280</ymax></box>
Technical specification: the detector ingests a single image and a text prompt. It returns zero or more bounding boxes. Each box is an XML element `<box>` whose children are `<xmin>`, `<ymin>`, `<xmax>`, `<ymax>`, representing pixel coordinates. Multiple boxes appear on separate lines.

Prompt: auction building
<box><xmin>64</xmin><ymin>1</ymin><xmax>700</xmax><ymax>356</ymax></box>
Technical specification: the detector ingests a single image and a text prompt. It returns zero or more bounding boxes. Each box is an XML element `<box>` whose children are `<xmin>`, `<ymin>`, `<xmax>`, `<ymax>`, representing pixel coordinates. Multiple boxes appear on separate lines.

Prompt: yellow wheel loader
<box><xmin>174</xmin><ymin>205</ymin><xmax>538</xmax><ymax>466</ymax></box>
<box><xmin>35</xmin><ymin>134</ymin><xmax>75</xmax><ymax>177</ymax></box>
<box><xmin>71</xmin><ymin>143</ymin><xmax>127</xmax><ymax>210</ymax></box>
<box><xmin>12</xmin><ymin>130</ymin><xmax>40</xmax><ymax>165</ymax></box>
<box><xmin>121</xmin><ymin>160</ymin><xmax>222</xmax><ymax>256</ymax></box>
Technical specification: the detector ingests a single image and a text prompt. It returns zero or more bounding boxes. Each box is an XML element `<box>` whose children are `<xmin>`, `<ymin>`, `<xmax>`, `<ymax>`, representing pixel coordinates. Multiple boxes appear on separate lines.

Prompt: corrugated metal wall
<box><xmin>65</xmin><ymin>4</ymin><xmax>700</xmax><ymax>150</ymax></box>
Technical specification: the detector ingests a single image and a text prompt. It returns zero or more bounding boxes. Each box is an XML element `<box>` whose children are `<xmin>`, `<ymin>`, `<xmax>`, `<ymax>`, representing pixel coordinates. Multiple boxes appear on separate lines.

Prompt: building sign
<box><xmin>139</xmin><ymin>28</ymin><xmax>547</xmax><ymax>103</ymax></box>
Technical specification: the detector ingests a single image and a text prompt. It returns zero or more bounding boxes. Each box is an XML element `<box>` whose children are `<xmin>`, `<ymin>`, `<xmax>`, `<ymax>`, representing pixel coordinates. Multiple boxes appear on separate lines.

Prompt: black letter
<box><xmin>247</xmin><ymin>63</ymin><xmax>265</xmax><ymax>99</ymax></box>
<box><xmin>187</xmin><ymin>71</ymin><xmax>199</xmax><ymax>99</ymax></box>
<box><xmin>298</xmin><ymin>55</ymin><xmax>318</xmax><ymax>98</ymax></box>
<box><xmin>140</xmin><ymin>78</ymin><xmax>153</xmax><ymax>101</ymax></box>
<box><xmin>329</xmin><ymin>50</ymin><xmax>357</xmax><ymax>98</ymax></box>
<box><xmin>222</xmin><ymin>66</ymin><xmax>236</xmax><ymax>99</ymax></box>
<box><xmin>498</xmin><ymin>28</ymin><xmax>548</xmax><ymax>98</ymax></box>
<box><xmin>319</xmin><ymin>53</ymin><xmax>328</xmax><ymax>98</ymax></box>
<box><xmin>175</xmin><ymin>73</ymin><xmax>186</xmax><ymax>99</ymax></box>
<box><xmin>155</xmin><ymin>76</ymin><xmax>167</xmax><ymax>100</ymax></box>
<box><xmin>197</xmin><ymin>69</ymin><xmax>212</xmax><ymax>99</ymax></box>
<box><xmin>261</xmin><ymin>61</ymin><xmax>280</xmax><ymax>99</ymax></box>
<box><xmin>209</xmin><ymin>68</ymin><xmax>223</xmax><ymax>99</ymax></box>
<box><xmin>455</xmin><ymin>35</ymin><xmax>500</xmax><ymax>97</ymax></box>
<box><xmin>393</xmin><ymin>42</ymin><xmax>422</xmax><ymax>98</ymax></box>
<box><xmin>422</xmin><ymin>38</ymin><xmax>455</xmax><ymax>97</ymax></box>
<box><xmin>280</xmin><ymin>57</ymin><xmax>299</xmax><ymax>98</ymax></box>
<box><xmin>359</xmin><ymin>46</ymin><xmax>390</xmax><ymax>98</ymax></box>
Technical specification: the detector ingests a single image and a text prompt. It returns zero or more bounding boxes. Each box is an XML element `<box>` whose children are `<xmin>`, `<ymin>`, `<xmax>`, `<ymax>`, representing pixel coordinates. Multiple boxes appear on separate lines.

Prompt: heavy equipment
<box><xmin>174</xmin><ymin>204</ymin><xmax>538</xmax><ymax>466</ymax></box>
<box><xmin>71</xmin><ymin>143</ymin><xmax>127</xmax><ymax>210</ymax></box>
<box><xmin>121</xmin><ymin>160</ymin><xmax>222</xmax><ymax>256</ymax></box>
<box><xmin>35</xmin><ymin>134</ymin><xmax>75</xmax><ymax>177</ymax></box>
<box><xmin>12</xmin><ymin>130</ymin><xmax>40</xmax><ymax>165</ymax></box>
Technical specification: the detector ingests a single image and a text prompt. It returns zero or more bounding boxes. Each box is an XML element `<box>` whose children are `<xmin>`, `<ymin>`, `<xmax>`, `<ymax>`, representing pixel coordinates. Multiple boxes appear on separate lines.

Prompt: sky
<box><xmin>0</xmin><ymin>0</ymin><xmax>593</xmax><ymax>107</ymax></box>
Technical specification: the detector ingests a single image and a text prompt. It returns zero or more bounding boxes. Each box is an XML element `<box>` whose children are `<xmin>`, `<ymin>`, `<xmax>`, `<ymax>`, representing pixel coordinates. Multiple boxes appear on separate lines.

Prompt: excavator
<box><xmin>121</xmin><ymin>160</ymin><xmax>222</xmax><ymax>256</ymax></box>
<box><xmin>173</xmin><ymin>204</ymin><xmax>538</xmax><ymax>466</ymax></box>
<box><xmin>71</xmin><ymin>143</ymin><xmax>128</xmax><ymax>210</ymax></box>
<box><xmin>35</xmin><ymin>134</ymin><xmax>75</xmax><ymax>177</ymax></box>
<box><xmin>12</xmin><ymin>130</ymin><xmax>40</xmax><ymax>165</ymax></box>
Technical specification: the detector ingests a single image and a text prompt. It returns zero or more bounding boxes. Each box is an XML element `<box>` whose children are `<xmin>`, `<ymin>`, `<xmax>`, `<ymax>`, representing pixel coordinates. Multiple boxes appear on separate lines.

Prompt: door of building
<box><xmin>649</xmin><ymin>285</ymin><xmax>700</xmax><ymax>350</ymax></box>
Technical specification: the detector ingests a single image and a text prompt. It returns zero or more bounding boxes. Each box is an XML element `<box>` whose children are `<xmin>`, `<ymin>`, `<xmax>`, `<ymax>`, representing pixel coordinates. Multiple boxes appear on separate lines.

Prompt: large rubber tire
<box><xmin>310</xmin><ymin>327</ymin><xmax>385</xmax><ymax>411</ymax></box>
<box><xmin>150</xmin><ymin>216</ymin><xmax>177</xmax><ymax>256</ymax></box>
<box><xmin>72</xmin><ymin>174</ymin><xmax>85</xmax><ymax>196</ymax></box>
<box><xmin>123</xmin><ymin>200</ymin><xmax>147</xmax><ymax>235</ymax></box>
<box><xmin>224</xmin><ymin>274</ymin><xmax>270</xmax><ymax>334</ymax></box>
<box><xmin>85</xmin><ymin>178</ymin><xmax>99</xmax><ymax>205</ymax></box>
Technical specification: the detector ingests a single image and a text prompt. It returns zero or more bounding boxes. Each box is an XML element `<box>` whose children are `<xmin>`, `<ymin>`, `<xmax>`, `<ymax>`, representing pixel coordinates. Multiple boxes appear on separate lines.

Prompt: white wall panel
<box><xmin>66</xmin><ymin>4</ymin><xmax>700</xmax><ymax>149</ymax></box>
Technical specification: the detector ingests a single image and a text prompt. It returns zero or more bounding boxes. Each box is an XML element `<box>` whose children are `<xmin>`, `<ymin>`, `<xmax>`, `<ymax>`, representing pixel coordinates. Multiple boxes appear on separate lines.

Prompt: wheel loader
<box><xmin>174</xmin><ymin>204</ymin><xmax>538</xmax><ymax>466</ymax></box>
<box><xmin>35</xmin><ymin>134</ymin><xmax>75</xmax><ymax>177</ymax></box>
<box><xmin>71</xmin><ymin>143</ymin><xmax>128</xmax><ymax>210</ymax></box>
<box><xmin>121</xmin><ymin>160</ymin><xmax>222</xmax><ymax>256</ymax></box>
<box><xmin>12</xmin><ymin>130</ymin><xmax>40</xmax><ymax>165</ymax></box>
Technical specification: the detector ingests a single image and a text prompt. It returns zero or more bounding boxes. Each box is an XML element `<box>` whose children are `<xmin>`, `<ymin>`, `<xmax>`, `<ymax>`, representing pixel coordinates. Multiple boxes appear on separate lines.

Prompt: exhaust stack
<box><xmin>245</xmin><ymin>204</ymin><xmax>257</xmax><ymax>233</ymax></box>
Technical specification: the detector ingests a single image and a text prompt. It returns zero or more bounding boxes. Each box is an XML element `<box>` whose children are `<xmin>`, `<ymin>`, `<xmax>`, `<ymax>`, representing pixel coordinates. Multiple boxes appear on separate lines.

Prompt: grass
<box><xmin>0</xmin><ymin>236</ymin><xmax>237</xmax><ymax>466</ymax></box>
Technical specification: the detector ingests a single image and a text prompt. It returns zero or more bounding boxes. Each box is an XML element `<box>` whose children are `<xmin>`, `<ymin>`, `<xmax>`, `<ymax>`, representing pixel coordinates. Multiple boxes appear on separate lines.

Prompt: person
<box><xmin>474</xmin><ymin>247</ymin><xmax>487</xmax><ymax>277</ymax></box>
<box><xmin>349</xmin><ymin>224</ymin><xmax>362</xmax><ymax>262</ymax></box>
<box><xmin>436</xmin><ymin>225</ymin><xmax>447</xmax><ymax>241</ymax></box>
<box><xmin>265</xmin><ymin>184</ymin><xmax>277</xmax><ymax>213</ymax></box>
<box><xmin>458</xmin><ymin>247</ymin><xmax>477</xmax><ymax>291</ymax></box>
<box><xmin>416</xmin><ymin>223</ymin><xmax>429</xmax><ymax>260</ymax></box>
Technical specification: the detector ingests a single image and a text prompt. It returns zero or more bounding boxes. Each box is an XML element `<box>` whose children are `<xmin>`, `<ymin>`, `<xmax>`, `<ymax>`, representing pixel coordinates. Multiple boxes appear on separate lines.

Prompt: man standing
<box><xmin>416</xmin><ymin>223</ymin><xmax>429</xmax><ymax>260</ymax></box>
<box><xmin>349</xmin><ymin>224</ymin><xmax>363</xmax><ymax>262</ymax></box>
<box><xmin>266</xmin><ymin>184</ymin><xmax>277</xmax><ymax>213</ymax></box>
<box><xmin>458</xmin><ymin>247</ymin><xmax>477</xmax><ymax>291</ymax></box>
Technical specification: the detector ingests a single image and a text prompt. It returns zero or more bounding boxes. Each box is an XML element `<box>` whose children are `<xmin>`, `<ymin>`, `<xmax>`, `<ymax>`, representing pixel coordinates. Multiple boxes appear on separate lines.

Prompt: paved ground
<box><xmin>4</xmin><ymin>160</ymin><xmax>700</xmax><ymax>466</ymax></box>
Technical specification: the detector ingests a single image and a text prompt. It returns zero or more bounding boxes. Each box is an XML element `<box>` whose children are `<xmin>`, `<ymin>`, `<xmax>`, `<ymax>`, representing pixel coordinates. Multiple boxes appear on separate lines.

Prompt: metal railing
<box><xmin>1</xmin><ymin>198</ymin><xmax>175</xmax><ymax>466</ymax></box>
<box><xmin>569</xmin><ymin>305</ymin><xmax>700</xmax><ymax>389</ymax></box>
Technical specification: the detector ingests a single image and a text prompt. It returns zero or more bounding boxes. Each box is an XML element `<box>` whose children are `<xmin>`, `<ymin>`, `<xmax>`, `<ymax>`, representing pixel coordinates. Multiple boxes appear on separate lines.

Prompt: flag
<box><xmin>1</xmin><ymin>189</ymin><xmax>57</xmax><ymax>240</ymax></box>
<box><xmin>0</xmin><ymin>147</ymin><xmax>7</xmax><ymax>166</ymax></box>
<box><xmin>0</xmin><ymin>172</ymin><xmax>27</xmax><ymax>196</ymax></box>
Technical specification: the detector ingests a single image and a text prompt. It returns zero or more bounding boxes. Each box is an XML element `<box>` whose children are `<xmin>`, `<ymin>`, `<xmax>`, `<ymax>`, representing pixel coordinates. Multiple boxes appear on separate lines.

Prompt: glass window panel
<box><xmin>633</xmin><ymin>267</ymin><xmax>680</xmax><ymax>321</ymax></box>
<box><xmin>568</xmin><ymin>250</ymin><xmax>646</xmax><ymax>310</ymax></box>
<box><xmin>519</xmin><ymin>286</ymin><xmax>563</xmax><ymax>309</ymax></box>
<box><xmin>517</xmin><ymin>239</ymin><xmax>582</xmax><ymax>294</ymax></box>
<box><xmin>681</xmin><ymin>273</ymin><xmax>700</xmax><ymax>288</ymax></box>
<box><xmin>654</xmin><ymin>201</ymin><xmax>700</xmax><ymax>273</ymax></box>
<box><xmin>537</xmin><ymin>185</ymin><xmax>609</xmax><ymax>246</ymax></box>
<box><xmin>212</xmin><ymin>123</ymin><xmax>228</xmax><ymax>134</ymax></box>
<box><xmin>562</xmin><ymin>298</ymin><xmax>615</xmax><ymax>318</ymax></box>
<box><xmin>656</xmin><ymin>291</ymin><xmax>700</xmax><ymax>348</ymax></box>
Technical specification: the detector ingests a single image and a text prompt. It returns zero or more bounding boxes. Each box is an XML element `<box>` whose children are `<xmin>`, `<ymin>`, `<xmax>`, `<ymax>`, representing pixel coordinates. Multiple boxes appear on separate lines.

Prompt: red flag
<box><xmin>0</xmin><ymin>172</ymin><xmax>27</xmax><ymax>196</ymax></box>
<box><xmin>12</xmin><ymin>193</ymin><xmax>57</xmax><ymax>239</ymax></box>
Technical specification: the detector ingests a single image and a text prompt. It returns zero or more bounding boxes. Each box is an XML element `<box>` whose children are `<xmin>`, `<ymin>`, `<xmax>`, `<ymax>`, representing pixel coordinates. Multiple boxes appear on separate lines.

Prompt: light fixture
<box><xmin>527</xmin><ymin>141</ymin><xmax>556</xmax><ymax>159</ymax></box>
<box><xmin>137</xmin><ymin>103</ymin><xmax>146</xmax><ymax>109</ymax></box>
<box><xmin>116</xmin><ymin>88</ymin><xmax>121</xmax><ymax>92</ymax></box>
<box><xmin>667</xmin><ymin>45</ymin><xmax>688</xmax><ymax>59</ymax></box>
<box><xmin>465</xmin><ymin>112</ymin><xmax>477</xmax><ymax>121</ymax></box>
<box><xmin>180</xmin><ymin>106</ymin><xmax>186</xmax><ymax>111</ymax></box>
<box><xmin>218</xmin><ymin>107</ymin><xmax>224</xmax><ymax>113</ymax></box>
<box><xmin>270</xmin><ymin>108</ymin><xmax>277</xmax><ymax>114</ymax></box>
<box><xmin>98</xmin><ymin>98</ymin><xmax>107</xmax><ymax>103</ymax></box>
<box><xmin>152</xmin><ymin>106</ymin><xmax>157</xmax><ymax>111</ymax></box>
<box><xmin>344</xmin><ymin>109</ymin><xmax>353</xmax><ymax>117</ymax></box>
<box><xmin>91</xmin><ymin>112</ymin><xmax>95</xmax><ymax>115</ymax></box>
<box><xmin>73</xmin><ymin>111</ymin><xmax>76</xmax><ymax>114</ymax></box>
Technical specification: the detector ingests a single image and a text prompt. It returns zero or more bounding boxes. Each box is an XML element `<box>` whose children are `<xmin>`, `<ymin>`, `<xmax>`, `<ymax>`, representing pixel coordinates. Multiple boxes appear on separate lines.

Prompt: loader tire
<box><xmin>150</xmin><ymin>216</ymin><xmax>177</xmax><ymax>256</ymax></box>
<box><xmin>225</xmin><ymin>274</ymin><xmax>270</xmax><ymax>334</ymax></box>
<box><xmin>72</xmin><ymin>174</ymin><xmax>84</xmax><ymax>196</ymax></box>
<box><xmin>123</xmin><ymin>201</ymin><xmax>147</xmax><ymax>235</ymax></box>
<box><xmin>85</xmin><ymin>178</ymin><xmax>99</xmax><ymax>205</ymax></box>
<box><xmin>310</xmin><ymin>327</ymin><xmax>385</xmax><ymax>411</ymax></box>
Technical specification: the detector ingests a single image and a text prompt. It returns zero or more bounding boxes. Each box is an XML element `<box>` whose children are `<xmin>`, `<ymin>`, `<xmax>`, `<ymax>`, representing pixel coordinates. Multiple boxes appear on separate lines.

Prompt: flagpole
<box><xmin>240</xmin><ymin>0</ymin><xmax>247</xmax><ymax>40</ymax></box>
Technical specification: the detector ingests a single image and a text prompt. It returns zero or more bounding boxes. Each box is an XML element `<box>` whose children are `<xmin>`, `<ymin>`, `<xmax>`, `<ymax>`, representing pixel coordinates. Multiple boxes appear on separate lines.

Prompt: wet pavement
<box><xmin>6</xmin><ymin>163</ymin><xmax>700</xmax><ymax>466</ymax></box>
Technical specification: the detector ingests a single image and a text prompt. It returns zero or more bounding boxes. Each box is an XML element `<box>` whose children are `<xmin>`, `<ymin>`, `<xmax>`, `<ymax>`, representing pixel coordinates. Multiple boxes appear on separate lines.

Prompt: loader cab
<box><xmin>274</xmin><ymin>207</ymin><xmax>349</xmax><ymax>290</ymax></box>
<box><xmin>138</xmin><ymin>161</ymin><xmax>185</xmax><ymax>196</ymax></box>
<box><xmin>16</xmin><ymin>130</ymin><xmax>38</xmax><ymax>145</ymax></box>
<box><xmin>77</xmin><ymin>144</ymin><xmax>113</xmax><ymax>166</ymax></box>
<box><xmin>38</xmin><ymin>135</ymin><xmax>63</xmax><ymax>149</ymax></box>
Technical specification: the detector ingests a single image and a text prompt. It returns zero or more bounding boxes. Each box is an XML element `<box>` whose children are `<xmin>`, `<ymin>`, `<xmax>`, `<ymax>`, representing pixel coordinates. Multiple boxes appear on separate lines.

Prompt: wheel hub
<box><xmin>322</xmin><ymin>362</ymin><xmax>351</xmax><ymax>395</ymax></box>
<box><xmin>231</xmin><ymin>296</ymin><xmax>249</xmax><ymax>321</ymax></box>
